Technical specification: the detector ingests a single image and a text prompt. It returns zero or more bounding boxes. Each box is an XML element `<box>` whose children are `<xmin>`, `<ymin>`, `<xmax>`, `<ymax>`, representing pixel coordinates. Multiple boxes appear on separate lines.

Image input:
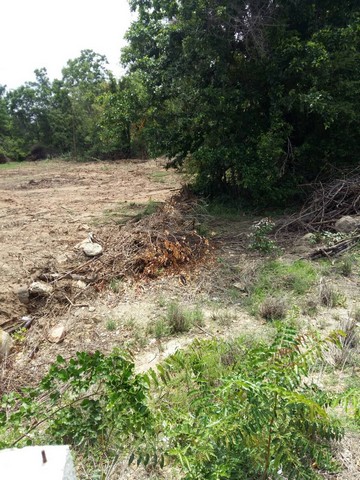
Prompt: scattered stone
<box><xmin>88</xmin><ymin>306</ymin><xmax>96</xmax><ymax>312</ymax></box>
<box><xmin>302</xmin><ymin>232</ymin><xmax>314</xmax><ymax>242</ymax></box>
<box><xmin>20</xmin><ymin>316</ymin><xmax>33</xmax><ymax>328</ymax></box>
<box><xmin>16</xmin><ymin>285</ymin><xmax>30</xmax><ymax>304</ymax></box>
<box><xmin>334</xmin><ymin>216</ymin><xmax>360</xmax><ymax>233</ymax></box>
<box><xmin>0</xmin><ymin>329</ymin><xmax>13</xmax><ymax>359</ymax></box>
<box><xmin>75</xmin><ymin>280</ymin><xmax>87</xmax><ymax>290</ymax></box>
<box><xmin>48</xmin><ymin>325</ymin><xmax>66</xmax><ymax>343</ymax></box>
<box><xmin>56</xmin><ymin>253</ymin><xmax>73</xmax><ymax>264</ymax></box>
<box><xmin>29</xmin><ymin>281</ymin><xmax>54</xmax><ymax>297</ymax></box>
<box><xmin>233</xmin><ymin>282</ymin><xmax>247</xmax><ymax>292</ymax></box>
<box><xmin>82</xmin><ymin>242</ymin><xmax>103</xmax><ymax>257</ymax></box>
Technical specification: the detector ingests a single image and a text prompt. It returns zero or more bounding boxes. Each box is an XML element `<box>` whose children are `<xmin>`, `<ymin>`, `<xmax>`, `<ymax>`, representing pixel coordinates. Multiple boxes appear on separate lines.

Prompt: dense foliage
<box><xmin>0</xmin><ymin>50</ymin><xmax>148</xmax><ymax>161</ymax></box>
<box><xmin>123</xmin><ymin>0</ymin><xmax>360</xmax><ymax>203</ymax></box>
<box><xmin>2</xmin><ymin>328</ymin><xmax>357</xmax><ymax>479</ymax></box>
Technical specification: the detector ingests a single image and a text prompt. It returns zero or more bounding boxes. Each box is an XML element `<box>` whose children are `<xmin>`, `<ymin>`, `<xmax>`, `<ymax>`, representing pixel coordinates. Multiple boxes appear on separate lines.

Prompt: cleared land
<box><xmin>0</xmin><ymin>159</ymin><xmax>359</xmax><ymax>479</ymax></box>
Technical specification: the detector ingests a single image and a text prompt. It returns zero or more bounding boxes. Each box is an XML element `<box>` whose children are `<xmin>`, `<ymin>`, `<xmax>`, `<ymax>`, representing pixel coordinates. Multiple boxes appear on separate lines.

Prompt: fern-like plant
<box><xmin>150</xmin><ymin>328</ymin><xmax>344</xmax><ymax>479</ymax></box>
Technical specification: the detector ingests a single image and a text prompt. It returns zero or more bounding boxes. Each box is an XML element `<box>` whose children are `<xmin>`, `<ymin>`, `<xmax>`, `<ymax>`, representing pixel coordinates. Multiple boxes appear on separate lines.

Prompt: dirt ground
<box><xmin>0</xmin><ymin>159</ymin><xmax>359</xmax><ymax>479</ymax></box>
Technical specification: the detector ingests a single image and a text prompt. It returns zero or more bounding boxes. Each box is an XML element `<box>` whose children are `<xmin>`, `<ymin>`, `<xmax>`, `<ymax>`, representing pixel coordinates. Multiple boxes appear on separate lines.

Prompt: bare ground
<box><xmin>0</xmin><ymin>159</ymin><xmax>359</xmax><ymax>479</ymax></box>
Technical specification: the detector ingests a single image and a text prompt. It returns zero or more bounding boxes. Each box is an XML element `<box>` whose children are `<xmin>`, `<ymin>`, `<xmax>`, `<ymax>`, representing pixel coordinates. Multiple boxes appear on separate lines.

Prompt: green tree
<box><xmin>123</xmin><ymin>0</ymin><xmax>360</xmax><ymax>204</ymax></box>
<box><xmin>97</xmin><ymin>72</ymin><xmax>150</xmax><ymax>158</ymax></box>
<box><xmin>7</xmin><ymin>69</ymin><xmax>52</xmax><ymax>145</ymax></box>
<box><xmin>62</xmin><ymin>49</ymin><xmax>114</xmax><ymax>157</ymax></box>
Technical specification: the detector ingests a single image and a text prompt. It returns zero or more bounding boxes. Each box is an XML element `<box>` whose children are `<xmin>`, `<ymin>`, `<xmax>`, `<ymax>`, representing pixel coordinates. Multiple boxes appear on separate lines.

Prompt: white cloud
<box><xmin>0</xmin><ymin>0</ymin><xmax>135</xmax><ymax>89</ymax></box>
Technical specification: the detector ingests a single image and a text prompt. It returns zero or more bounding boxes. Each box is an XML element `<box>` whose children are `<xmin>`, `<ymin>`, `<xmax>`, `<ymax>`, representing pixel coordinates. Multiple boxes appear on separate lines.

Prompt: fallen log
<box><xmin>307</xmin><ymin>234</ymin><xmax>360</xmax><ymax>260</ymax></box>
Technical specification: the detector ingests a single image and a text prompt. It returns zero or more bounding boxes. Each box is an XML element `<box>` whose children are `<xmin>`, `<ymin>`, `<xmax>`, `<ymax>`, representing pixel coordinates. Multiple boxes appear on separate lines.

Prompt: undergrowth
<box><xmin>247</xmin><ymin>259</ymin><xmax>317</xmax><ymax>316</ymax></box>
<box><xmin>1</xmin><ymin>327</ymin><xmax>359</xmax><ymax>479</ymax></box>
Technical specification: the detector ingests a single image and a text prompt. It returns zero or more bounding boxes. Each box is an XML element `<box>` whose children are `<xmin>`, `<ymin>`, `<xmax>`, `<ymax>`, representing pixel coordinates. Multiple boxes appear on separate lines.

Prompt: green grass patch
<box><xmin>150</xmin><ymin>171</ymin><xmax>169</xmax><ymax>183</ymax></box>
<box><xmin>0</xmin><ymin>161</ymin><xmax>28</xmax><ymax>170</ymax></box>
<box><xmin>206</xmin><ymin>200</ymin><xmax>248</xmax><ymax>221</ymax></box>
<box><xmin>147</xmin><ymin>302</ymin><xmax>205</xmax><ymax>337</ymax></box>
<box><xmin>248</xmin><ymin>259</ymin><xmax>317</xmax><ymax>315</ymax></box>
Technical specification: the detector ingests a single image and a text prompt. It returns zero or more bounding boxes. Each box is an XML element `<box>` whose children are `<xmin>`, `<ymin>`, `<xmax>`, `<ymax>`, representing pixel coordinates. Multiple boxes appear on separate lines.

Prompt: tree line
<box><xmin>1</xmin><ymin>1</ymin><xmax>359</xmax><ymax>205</ymax></box>
<box><xmin>0</xmin><ymin>49</ymin><xmax>149</xmax><ymax>162</ymax></box>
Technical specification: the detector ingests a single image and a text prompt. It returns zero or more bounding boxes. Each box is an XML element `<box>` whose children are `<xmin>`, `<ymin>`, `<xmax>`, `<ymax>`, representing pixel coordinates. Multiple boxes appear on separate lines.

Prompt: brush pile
<box><xmin>280</xmin><ymin>173</ymin><xmax>360</xmax><ymax>232</ymax></box>
<box><xmin>81</xmin><ymin>190</ymin><xmax>212</xmax><ymax>285</ymax></box>
<box><xmin>27</xmin><ymin>189</ymin><xmax>212</xmax><ymax>311</ymax></box>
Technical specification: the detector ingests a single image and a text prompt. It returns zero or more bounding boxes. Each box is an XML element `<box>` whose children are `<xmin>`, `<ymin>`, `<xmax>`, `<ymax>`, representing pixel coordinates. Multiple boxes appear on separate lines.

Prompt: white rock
<box><xmin>75</xmin><ymin>280</ymin><xmax>87</xmax><ymax>290</ymax></box>
<box><xmin>82</xmin><ymin>242</ymin><xmax>103</xmax><ymax>257</ymax></box>
<box><xmin>0</xmin><ymin>445</ymin><xmax>77</xmax><ymax>480</ymax></box>
<box><xmin>334</xmin><ymin>215</ymin><xmax>360</xmax><ymax>233</ymax></box>
<box><xmin>29</xmin><ymin>281</ymin><xmax>54</xmax><ymax>296</ymax></box>
<box><xmin>0</xmin><ymin>329</ymin><xmax>13</xmax><ymax>359</ymax></box>
<box><xmin>48</xmin><ymin>325</ymin><xmax>66</xmax><ymax>343</ymax></box>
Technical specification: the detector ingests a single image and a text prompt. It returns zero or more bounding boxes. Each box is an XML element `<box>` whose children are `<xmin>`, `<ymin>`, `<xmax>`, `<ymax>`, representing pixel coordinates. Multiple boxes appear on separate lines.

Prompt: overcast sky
<box><xmin>0</xmin><ymin>0</ymin><xmax>135</xmax><ymax>90</ymax></box>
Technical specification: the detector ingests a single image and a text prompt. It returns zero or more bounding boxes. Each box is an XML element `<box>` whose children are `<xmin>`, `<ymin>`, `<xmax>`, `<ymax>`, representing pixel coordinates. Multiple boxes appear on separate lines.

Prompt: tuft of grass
<box><xmin>301</xmin><ymin>296</ymin><xmax>318</xmax><ymax>317</ymax></box>
<box><xmin>157</xmin><ymin>295</ymin><xmax>167</xmax><ymax>308</ymax></box>
<box><xmin>186</xmin><ymin>306</ymin><xmax>204</xmax><ymax>326</ymax></box>
<box><xmin>353</xmin><ymin>307</ymin><xmax>360</xmax><ymax>323</ymax></box>
<box><xmin>109</xmin><ymin>278</ymin><xmax>122</xmax><ymax>293</ymax></box>
<box><xmin>259</xmin><ymin>296</ymin><xmax>287</xmax><ymax>321</ymax></box>
<box><xmin>336</xmin><ymin>256</ymin><xmax>354</xmax><ymax>277</ymax></box>
<box><xmin>147</xmin><ymin>318</ymin><xmax>170</xmax><ymax>339</ymax></box>
<box><xmin>211</xmin><ymin>310</ymin><xmax>236</xmax><ymax>327</ymax></box>
<box><xmin>106</xmin><ymin>318</ymin><xmax>117</xmax><ymax>331</ymax></box>
<box><xmin>319</xmin><ymin>280</ymin><xmax>347</xmax><ymax>308</ymax></box>
<box><xmin>324</xmin><ymin>316</ymin><xmax>359</xmax><ymax>368</ymax></box>
<box><xmin>164</xmin><ymin>302</ymin><xmax>205</xmax><ymax>334</ymax></box>
<box><xmin>247</xmin><ymin>259</ymin><xmax>317</xmax><ymax>315</ymax></box>
<box><xmin>123</xmin><ymin>317</ymin><xmax>136</xmax><ymax>330</ymax></box>
<box><xmin>166</xmin><ymin>302</ymin><xmax>192</xmax><ymax>333</ymax></box>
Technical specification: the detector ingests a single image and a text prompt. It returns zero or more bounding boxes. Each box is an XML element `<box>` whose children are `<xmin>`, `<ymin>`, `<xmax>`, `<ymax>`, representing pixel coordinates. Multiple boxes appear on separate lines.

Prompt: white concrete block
<box><xmin>0</xmin><ymin>445</ymin><xmax>77</xmax><ymax>480</ymax></box>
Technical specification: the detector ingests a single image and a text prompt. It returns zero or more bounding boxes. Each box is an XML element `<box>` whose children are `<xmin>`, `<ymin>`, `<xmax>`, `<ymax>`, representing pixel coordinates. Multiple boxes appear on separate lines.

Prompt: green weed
<box><xmin>147</xmin><ymin>318</ymin><xmax>170</xmax><ymax>339</ymax></box>
<box><xmin>248</xmin><ymin>218</ymin><xmax>278</xmax><ymax>254</ymax></box>
<box><xmin>165</xmin><ymin>302</ymin><xmax>192</xmax><ymax>333</ymax></box>
<box><xmin>109</xmin><ymin>278</ymin><xmax>122</xmax><ymax>293</ymax></box>
<box><xmin>248</xmin><ymin>259</ymin><xmax>317</xmax><ymax>315</ymax></box>
<box><xmin>319</xmin><ymin>280</ymin><xmax>347</xmax><ymax>308</ymax></box>
<box><xmin>106</xmin><ymin>318</ymin><xmax>117</xmax><ymax>331</ymax></box>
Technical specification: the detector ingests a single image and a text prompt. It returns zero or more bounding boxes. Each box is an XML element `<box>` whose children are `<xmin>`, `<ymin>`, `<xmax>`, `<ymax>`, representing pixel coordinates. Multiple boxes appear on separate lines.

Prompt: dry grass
<box><xmin>324</xmin><ymin>316</ymin><xmax>359</xmax><ymax>369</ymax></box>
<box><xmin>259</xmin><ymin>296</ymin><xmax>287</xmax><ymax>321</ymax></box>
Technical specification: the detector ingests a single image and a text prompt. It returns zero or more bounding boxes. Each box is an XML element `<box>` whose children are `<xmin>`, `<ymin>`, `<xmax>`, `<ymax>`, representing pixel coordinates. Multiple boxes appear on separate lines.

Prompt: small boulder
<box><xmin>334</xmin><ymin>216</ymin><xmax>360</xmax><ymax>233</ymax></box>
<box><xmin>16</xmin><ymin>285</ymin><xmax>30</xmax><ymax>304</ymax></box>
<box><xmin>82</xmin><ymin>242</ymin><xmax>103</xmax><ymax>257</ymax></box>
<box><xmin>48</xmin><ymin>325</ymin><xmax>66</xmax><ymax>343</ymax></box>
<box><xmin>0</xmin><ymin>329</ymin><xmax>13</xmax><ymax>359</ymax></box>
<box><xmin>29</xmin><ymin>281</ymin><xmax>53</xmax><ymax>297</ymax></box>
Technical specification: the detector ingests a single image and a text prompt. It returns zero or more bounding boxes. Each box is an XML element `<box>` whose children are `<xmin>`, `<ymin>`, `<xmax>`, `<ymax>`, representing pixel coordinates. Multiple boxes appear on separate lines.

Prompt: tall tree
<box><xmin>123</xmin><ymin>0</ymin><xmax>360</xmax><ymax>203</ymax></box>
<box><xmin>62</xmin><ymin>49</ymin><xmax>114</xmax><ymax>157</ymax></box>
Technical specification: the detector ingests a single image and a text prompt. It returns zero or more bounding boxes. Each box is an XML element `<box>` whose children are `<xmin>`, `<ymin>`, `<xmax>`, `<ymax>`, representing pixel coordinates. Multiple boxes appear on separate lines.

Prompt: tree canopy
<box><xmin>123</xmin><ymin>0</ymin><xmax>360</xmax><ymax>203</ymax></box>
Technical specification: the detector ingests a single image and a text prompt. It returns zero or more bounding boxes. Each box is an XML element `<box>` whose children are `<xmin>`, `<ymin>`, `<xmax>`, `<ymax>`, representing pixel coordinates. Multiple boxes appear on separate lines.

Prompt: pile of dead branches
<box><xmin>69</xmin><ymin>189</ymin><xmax>212</xmax><ymax>286</ymax></box>
<box><xmin>279</xmin><ymin>173</ymin><xmax>360</xmax><ymax>232</ymax></box>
